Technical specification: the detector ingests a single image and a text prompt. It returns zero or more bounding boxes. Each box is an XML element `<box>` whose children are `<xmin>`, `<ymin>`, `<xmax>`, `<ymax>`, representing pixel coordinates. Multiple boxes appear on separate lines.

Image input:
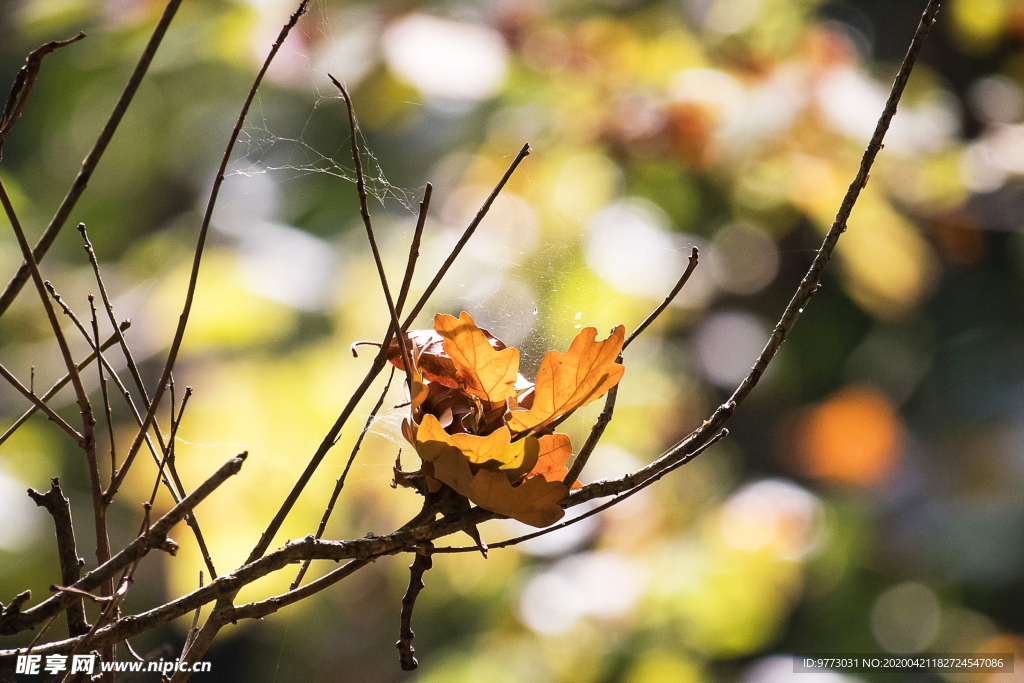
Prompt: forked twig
<box><xmin>0</xmin><ymin>322</ymin><xmax>128</xmax><ymax>447</ymax></box>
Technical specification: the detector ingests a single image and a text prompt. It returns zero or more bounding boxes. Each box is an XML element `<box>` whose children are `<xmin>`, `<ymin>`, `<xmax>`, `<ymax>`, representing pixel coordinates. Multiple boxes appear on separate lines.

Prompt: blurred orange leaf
<box><xmin>796</xmin><ymin>385</ymin><xmax>901</xmax><ymax>486</ymax></box>
<box><xmin>507</xmin><ymin>325</ymin><xmax>626</xmax><ymax>434</ymax></box>
<box><xmin>435</xmin><ymin>312</ymin><xmax>520</xmax><ymax>402</ymax></box>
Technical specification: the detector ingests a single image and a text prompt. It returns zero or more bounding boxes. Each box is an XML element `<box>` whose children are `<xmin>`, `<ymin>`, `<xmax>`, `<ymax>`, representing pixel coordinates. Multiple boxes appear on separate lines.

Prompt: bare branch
<box><xmin>623</xmin><ymin>246</ymin><xmax>699</xmax><ymax>351</ymax></box>
<box><xmin>112</xmin><ymin>0</ymin><xmax>311</xmax><ymax>500</ymax></box>
<box><xmin>27</xmin><ymin>478</ymin><xmax>89</xmax><ymax>637</ymax></box>
<box><xmin>0</xmin><ymin>362</ymin><xmax>83</xmax><ymax>443</ymax></box>
<box><xmin>291</xmin><ymin>368</ymin><xmax>394</xmax><ymax>589</ymax></box>
<box><xmin>0</xmin><ymin>321</ymin><xmax>128</xmax><ymax>447</ymax></box>
<box><xmin>0</xmin><ymin>452</ymin><xmax>246</xmax><ymax>637</ymax></box>
<box><xmin>397</xmin><ymin>543</ymin><xmax>433</xmax><ymax>670</ymax></box>
<box><xmin>0</xmin><ymin>0</ymin><xmax>184</xmax><ymax>316</ymax></box>
<box><xmin>604</xmin><ymin>0</ymin><xmax>945</xmax><ymax>490</ymax></box>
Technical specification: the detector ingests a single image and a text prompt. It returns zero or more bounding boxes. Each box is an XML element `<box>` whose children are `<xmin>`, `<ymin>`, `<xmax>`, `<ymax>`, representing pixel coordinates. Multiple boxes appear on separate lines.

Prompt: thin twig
<box><xmin>0</xmin><ymin>362</ymin><xmax>83</xmax><ymax>443</ymax></box>
<box><xmin>145</xmin><ymin>388</ymin><xmax>192</xmax><ymax>511</ymax></box>
<box><xmin>112</xmin><ymin>0</ymin><xmax>311</xmax><ymax>501</ymax></box>
<box><xmin>623</xmin><ymin>246</ymin><xmax>699</xmax><ymax>351</ymax></box>
<box><xmin>400</xmin><ymin>143</ymin><xmax>531</xmax><ymax>330</ymax></box>
<box><xmin>439</xmin><ymin>430</ymin><xmax>728</xmax><ymax>554</ymax></box>
<box><xmin>88</xmin><ymin>294</ymin><xmax>117</xmax><ymax>484</ymax></box>
<box><xmin>396</xmin><ymin>185</ymin><xmax>432</xmax><ymax>318</ymax></box>
<box><xmin>291</xmin><ymin>368</ymin><xmax>394</xmax><ymax>590</ymax></box>
<box><xmin>329</xmin><ymin>75</ymin><xmax>415</xmax><ymax>387</ymax></box>
<box><xmin>564</xmin><ymin>248</ymin><xmax>698</xmax><ymax>482</ymax></box>
<box><xmin>179</xmin><ymin>572</ymin><xmax>204</xmax><ymax>665</ymax></box>
<box><xmin>0</xmin><ymin>0</ymin><xmax>184</xmax><ymax>317</ymax></box>
<box><xmin>0</xmin><ymin>322</ymin><xmax>128</xmax><ymax>447</ymax></box>
<box><xmin>563</xmin><ymin>383</ymin><xmax>617</xmax><ymax>486</ymax></box>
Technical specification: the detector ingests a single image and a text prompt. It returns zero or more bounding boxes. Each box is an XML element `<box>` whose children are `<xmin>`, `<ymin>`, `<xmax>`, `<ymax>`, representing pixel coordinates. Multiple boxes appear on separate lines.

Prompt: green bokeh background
<box><xmin>3</xmin><ymin>0</ymin><xmax>1024</xmax><ymax>681</ymax></box>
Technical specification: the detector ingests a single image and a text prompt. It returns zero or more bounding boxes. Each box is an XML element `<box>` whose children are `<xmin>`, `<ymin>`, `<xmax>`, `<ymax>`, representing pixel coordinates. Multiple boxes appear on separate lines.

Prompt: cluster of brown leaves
<box><xmin>391</xmin><ymin>312</ymin><xmax>625</xmax><ymax>527</ymax></box>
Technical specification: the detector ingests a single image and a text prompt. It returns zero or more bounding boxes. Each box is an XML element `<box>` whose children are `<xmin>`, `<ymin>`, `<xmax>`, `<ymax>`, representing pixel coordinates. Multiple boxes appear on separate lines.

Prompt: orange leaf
<box><xmin>432</xmin><ymin>450</ymin><xmax>568</xmax><ymax>527</ymax></box>
<box><xmin>507</xmin><ymin>325</ymin><xmax>625</xmax><ymax>434</ymax></box>
<box><xmin>527</xmin><ymin>433</ymin><xmax>581</xmax><ymax>490</ymax></box>
<box><xmin>435</xmin><ymin>312</ymin><xmax>520</xmax><ymax>403</ymax></box>
<box><xmin>411</xmin><ymin>414</ymin><xmax>539</xmax><ymax>473</ymax></box>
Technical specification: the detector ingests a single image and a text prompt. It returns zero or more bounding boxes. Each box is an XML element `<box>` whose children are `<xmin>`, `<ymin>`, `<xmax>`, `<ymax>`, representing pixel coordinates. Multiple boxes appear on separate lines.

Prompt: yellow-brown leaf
<box><xmin>527</xmin><ymin>433</ymin><xmax>581</xmax><ymax>490</ymax></box>
<box><xmin>432</xmin><ymin>450</ymin><xmax>568</xmax><ymax>527</ymax></box>
<box><xmin>507</xmin><ymin>325</ymin><xmax>625</xmax><ymax>434</ymax></box>
<box><xmin>435</xmin><ymin>312</ymin><xmax>520</xmax><ymax>403</ymax></box>
<box><xmin>411</xmin><ymin>413</ymin><xmax>539</xmax><ymax>473</ymax></box>
<box><xmin>387</xmin><ymin>327</ymin><xmax>509</xmax><ymax>389</ymax></box>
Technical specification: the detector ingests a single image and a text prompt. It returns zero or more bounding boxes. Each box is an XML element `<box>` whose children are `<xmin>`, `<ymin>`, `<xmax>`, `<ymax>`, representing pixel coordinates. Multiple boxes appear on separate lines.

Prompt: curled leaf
<box><xmin>386</xmin><ymin>326</ymin><xmax>508</xmax><ymax>389</ymax></box>
<box><xmin>507</xmin><ymin>325</ymin><xmax>626</xmax><ymax>434</ymax></box>
<box><xmin>435</xmin><ymin>312</ymin><xmax>520</xmax><ymax>403</ymax></box>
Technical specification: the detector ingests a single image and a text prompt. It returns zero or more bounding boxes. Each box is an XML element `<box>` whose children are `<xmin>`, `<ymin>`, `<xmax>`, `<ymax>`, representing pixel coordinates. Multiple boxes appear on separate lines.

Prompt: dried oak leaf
<box><xmin>412</xmin><ymin>413</ymin><xmax>538</xmax><ymax>474</ymax></box>
<box><xmin>507</xmin><ymin>325</ymin><xmax>626</xmax><ymax>434</ymax></box>
<box><xmin>431</xmin><ymin>450</ymin><xmax>568</xmax><ymax>528</ymax></box>
<box><xmin>386</xmin><ymin>325</ymin><xmax>508</xmax><ymax>390</ymax></box>
<box><xmin>434</xmin><ymin>312</ymin><xmax>520</xmax><ymax>403</ymax></box>
<box><xmin>528</xmin><ymin>433</ymin><xmax>581</xmax><ymax>490</ymax></box>
<box><xmin>407</xmin><ymin>414</ymin><xmax>567</xmax><ymax>527</ymax></box>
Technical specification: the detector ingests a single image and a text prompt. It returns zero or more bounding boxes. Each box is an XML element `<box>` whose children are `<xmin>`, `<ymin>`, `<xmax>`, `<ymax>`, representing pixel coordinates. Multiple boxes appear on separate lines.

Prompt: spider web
<box><xmin>216</xmin><ymin>0</ymin><xmax>709</xmax><ymax>461</ymax></box>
